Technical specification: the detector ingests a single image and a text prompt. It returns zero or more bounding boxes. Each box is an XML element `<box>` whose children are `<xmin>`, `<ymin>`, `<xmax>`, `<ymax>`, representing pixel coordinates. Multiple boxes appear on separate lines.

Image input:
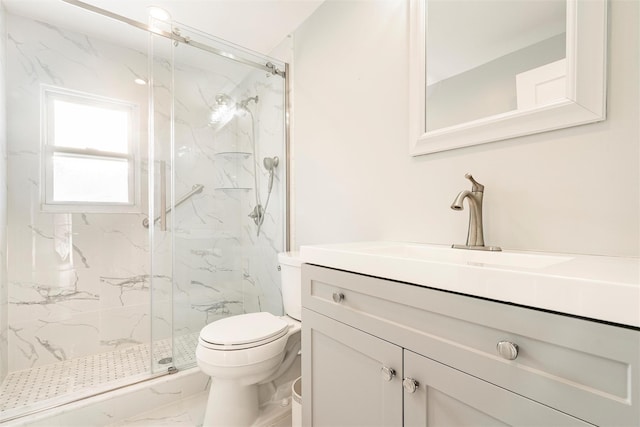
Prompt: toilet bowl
<box><xmin>196</xmin><ymin>252</ymin><xmax>302</xmax><ymax>427</ymax></box>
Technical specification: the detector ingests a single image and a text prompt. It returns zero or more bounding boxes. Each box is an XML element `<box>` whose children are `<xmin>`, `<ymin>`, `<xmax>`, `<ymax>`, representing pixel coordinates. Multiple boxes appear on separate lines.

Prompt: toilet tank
<box><xmin>278</xmin><ymin>251</ymin><xmax>302</xmax><ymax>321</ymax></box>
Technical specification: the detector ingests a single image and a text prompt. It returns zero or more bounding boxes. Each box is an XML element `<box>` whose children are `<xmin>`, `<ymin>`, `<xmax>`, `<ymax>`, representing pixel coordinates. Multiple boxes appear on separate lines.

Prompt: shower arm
<box><xmin>142</xmin><ymin>184</ymin><xmax>205</xmax><ymax>228</ymax></box>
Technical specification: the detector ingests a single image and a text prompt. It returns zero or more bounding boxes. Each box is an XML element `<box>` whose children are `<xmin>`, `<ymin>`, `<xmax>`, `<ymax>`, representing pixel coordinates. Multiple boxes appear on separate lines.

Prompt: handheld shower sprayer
<box><xmin>263</xmin><ymin>156</ymin><xmax>279</xmax><ymax>192</ymax></box>
<box><xmin>249</xmin><ymin>156</ymin><xmax>280</xmax><ymax>236</ymax></box>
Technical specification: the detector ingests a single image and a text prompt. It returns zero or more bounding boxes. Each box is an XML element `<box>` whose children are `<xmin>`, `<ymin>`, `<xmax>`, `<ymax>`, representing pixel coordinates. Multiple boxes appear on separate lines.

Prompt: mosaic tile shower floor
<box><xmin>0</xmin><ymin>333</ymin><xmax>200</xmax><ymax>419</ymax></box>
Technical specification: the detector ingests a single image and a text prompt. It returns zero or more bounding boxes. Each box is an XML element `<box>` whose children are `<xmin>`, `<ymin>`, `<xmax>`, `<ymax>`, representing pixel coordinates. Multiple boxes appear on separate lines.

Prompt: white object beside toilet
<box><xmin>196</xmin><ymin>252</ymin><xmax>302</xmax><ymax>427</ymax></box>
<box><xmin>280</xmin><ymin>252</ymin><xmax>302</xmax><ymax>321</ymax></box>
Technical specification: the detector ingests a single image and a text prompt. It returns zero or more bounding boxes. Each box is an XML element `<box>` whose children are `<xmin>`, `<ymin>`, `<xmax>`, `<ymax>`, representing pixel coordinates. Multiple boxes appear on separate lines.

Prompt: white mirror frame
<box><xmin>409</xmin><ymin>0</ymin><xmax>608</xmax><ymax>156</ymax></box>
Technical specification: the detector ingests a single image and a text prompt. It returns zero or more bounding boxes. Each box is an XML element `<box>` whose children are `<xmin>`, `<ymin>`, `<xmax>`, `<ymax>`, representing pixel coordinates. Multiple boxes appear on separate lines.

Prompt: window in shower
<box><xmin>41</xmin><ymin>86</ymin><xmax>140</xmax><ymax>212</ymax></box>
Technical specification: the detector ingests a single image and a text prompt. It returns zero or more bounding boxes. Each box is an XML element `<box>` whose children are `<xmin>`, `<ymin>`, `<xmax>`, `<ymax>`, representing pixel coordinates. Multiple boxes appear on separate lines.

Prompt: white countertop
<box><xmin>299</xmin><ymin>241</ymin><xmax>640</xmax><ymax>328</ymax></box>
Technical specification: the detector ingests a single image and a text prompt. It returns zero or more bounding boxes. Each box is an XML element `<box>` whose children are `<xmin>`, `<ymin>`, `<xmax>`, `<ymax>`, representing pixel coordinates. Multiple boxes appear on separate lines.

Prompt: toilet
<box><xmin>196</xmin><ymin>252</ymin><xmax>302</xmax><ymax>427</ymax></box>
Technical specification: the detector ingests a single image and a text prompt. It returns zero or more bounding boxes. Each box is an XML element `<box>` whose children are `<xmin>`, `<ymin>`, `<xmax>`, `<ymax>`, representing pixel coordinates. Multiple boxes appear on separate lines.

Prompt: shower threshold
<box><xmin>0</xmin><ymin>333</ymin><xmax>199</xmax><ymax>423</ymax></box>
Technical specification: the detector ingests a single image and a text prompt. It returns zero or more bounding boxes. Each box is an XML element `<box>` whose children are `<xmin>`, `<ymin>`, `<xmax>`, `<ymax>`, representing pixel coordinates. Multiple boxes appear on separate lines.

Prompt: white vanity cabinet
<box><xmin>301</xmin><ymin>264</ymin><xmax>640</xmax><ymax>427</ymax></box>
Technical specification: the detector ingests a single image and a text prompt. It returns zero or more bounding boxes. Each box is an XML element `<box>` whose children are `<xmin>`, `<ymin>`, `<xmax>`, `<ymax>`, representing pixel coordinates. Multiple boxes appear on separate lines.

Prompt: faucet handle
<box><xmin>464</xmin><ymin>173</ymin><xmax>484</xmax><ymax>192</ymax></box>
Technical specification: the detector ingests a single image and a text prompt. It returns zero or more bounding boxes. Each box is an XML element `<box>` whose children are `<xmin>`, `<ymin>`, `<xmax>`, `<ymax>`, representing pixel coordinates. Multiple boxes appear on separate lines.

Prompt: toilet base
<box><xmin>200</xmin><ymin>355</ymin><xmax>301</xmax><ymax>427</ymax></box>
<box><xmin>203</xmin><ymin>380</ymin><xmax>259</xmax><ymax>427</ymax></box>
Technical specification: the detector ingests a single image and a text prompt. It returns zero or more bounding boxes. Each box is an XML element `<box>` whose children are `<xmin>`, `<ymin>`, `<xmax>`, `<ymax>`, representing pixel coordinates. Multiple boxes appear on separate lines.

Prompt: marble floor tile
<box><xmin>0</xmin><ymin>333</ymin><xmax>199</xmax><ymax>421</ymax></box>
<box><xmin>110</xmin><ymin>391</ymin><xmax>293</xmax><ymax>427</ymax></box>
<box><xmin>107</xmin><ymin>391</ymin><xmax>208</xmax><ymax>426</ymax></box>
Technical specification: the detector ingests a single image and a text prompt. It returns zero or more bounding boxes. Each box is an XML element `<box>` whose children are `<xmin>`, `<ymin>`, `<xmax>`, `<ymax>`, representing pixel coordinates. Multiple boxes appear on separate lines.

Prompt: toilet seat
<box><xmin>199</xmin><ymin>312</ymin><xmax>290</xmax><ymax>350</ymax></box>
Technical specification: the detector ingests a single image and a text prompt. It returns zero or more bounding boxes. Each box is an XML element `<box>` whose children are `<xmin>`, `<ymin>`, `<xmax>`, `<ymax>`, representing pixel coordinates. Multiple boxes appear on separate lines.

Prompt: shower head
<box><xmin>209</xmin><ymin>94</ymin><xmax>236</xmax><ymax>130</ymax></box>
<box><xmin>208</xmin><ymin>94</ymin><xmax>259</xmax><ymax>130</ymax></box>
<box><xmin>238</xmin><ymin>95</ymin><xmax>259</xmax><ymax>110</ymax></box>
<box><xmin>263</xmin><ymin>156</ymin><xmax>279</xmax><ymax>171</ymax></box>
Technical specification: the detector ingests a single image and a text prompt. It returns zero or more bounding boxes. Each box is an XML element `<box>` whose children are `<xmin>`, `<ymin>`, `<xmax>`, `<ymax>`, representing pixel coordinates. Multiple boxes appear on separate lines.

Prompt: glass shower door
<box><xmin>2</xmin><ymin>2</ymin><xmax>160</xmax><ymax>420</ymax></box>
<box><xmin>165</xmin><ymin>23</ymin><xmax>288</xmax><ymax>369</ymax></box>
<box><xmin>148</xmin><ymin>18</ymin><xmax>176</xmax><ymax>373</ymax></box>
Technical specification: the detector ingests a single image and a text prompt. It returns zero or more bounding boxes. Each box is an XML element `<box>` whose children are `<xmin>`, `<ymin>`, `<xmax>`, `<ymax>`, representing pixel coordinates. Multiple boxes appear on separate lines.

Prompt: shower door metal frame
<box><xmin>61</xmin><ymin>0</ymin><xmax>287</xmax><ymax>78</ymax></box>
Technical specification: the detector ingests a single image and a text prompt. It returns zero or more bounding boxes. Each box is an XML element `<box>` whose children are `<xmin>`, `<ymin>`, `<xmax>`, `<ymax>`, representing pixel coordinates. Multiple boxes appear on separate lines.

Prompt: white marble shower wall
<box><xmin>5</xmin><ymin>14</ymin><xmax>151</xmax><ymax>372</ymax></box>
<box><xmin>237</xmin><ymin>69</ymin><xmax>286</xmax><ymax>317</ymax></box>
<box><xmin>4</xmin><ymin>12</ymin><xmax>287</xmax><ymax>374</ymax></box>
<box><xmin>166</xmin><ymin>40</ymin><xmax>286</xmax><ymax>341</ymax></box>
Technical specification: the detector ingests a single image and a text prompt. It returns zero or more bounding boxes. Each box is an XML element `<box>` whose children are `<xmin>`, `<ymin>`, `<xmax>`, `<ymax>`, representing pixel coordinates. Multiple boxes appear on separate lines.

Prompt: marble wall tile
<box><xmin>9</xmin><ymin>311</ymin><xmax>103</xmax><ymax>370</ymax></box>
<box><xmin>6</xmin><ymin>14</ymin><xmax>151</xmax><ymax>372</ymax></box>
<box><xmin>98</xmin><ymin>304</ymin><xmax>150</xmax><ymax>349</ymax></box>
<box><xmin>4</xmin><ymin>11</ymin><xmax>287</xmax><ymax>377</ymax></box>
<box><xmin>8</xmin><ymin>272</ymin><xmax>100</xmax><ymax>325</ymax></box>
<box><xmin>163</xmin><ymin>48</ymin><xmax>289</xmax><ymax>348</ymax></box>
<box><xmin>237</xmin><ymin>68</ymin><xmax>287</xmax><ymax>317</ymax></box>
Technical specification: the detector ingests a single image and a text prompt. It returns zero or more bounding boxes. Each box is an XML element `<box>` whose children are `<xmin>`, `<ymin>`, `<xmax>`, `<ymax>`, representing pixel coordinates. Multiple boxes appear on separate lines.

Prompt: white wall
<box><xmin>0</xmin><ymin>1</ymin><xmax>8</xmax><ymax>382</ymax></box>
<box><xmin>292</xmin><ymin>0</ymin><xmax>639</xmax><ymax>258</ymax></box>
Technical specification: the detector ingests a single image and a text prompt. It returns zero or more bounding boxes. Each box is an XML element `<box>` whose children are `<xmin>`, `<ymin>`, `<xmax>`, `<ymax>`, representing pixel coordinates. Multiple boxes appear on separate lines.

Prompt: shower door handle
<box><xmin>160</xmin><ymin>160</ymin><xmax>167</xmax><ymax>231</ymax></box>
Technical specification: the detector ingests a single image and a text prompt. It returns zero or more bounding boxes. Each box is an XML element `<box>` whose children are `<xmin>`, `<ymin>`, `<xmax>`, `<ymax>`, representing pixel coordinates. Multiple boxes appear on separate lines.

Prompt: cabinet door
<box><xmin>302</xmin><ymin>308</ymin><xmax>403</xmax><ymax>426</ymax></box>
<box><xmin>403</xmin><ymin>350</ymin><xmax>594</xmax><ymax>427</ymax></box>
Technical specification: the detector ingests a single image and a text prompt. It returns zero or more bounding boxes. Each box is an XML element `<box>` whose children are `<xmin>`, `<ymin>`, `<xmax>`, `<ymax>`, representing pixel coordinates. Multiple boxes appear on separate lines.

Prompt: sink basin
<box><xmin>357</xmin><ymin>243</ymin><xmax>572</xmax><ymax>269</ymax></box>
<box><xmin>299</xmin><ymin>241</ymin><xmax>640</xmax><ymax>328</ymax></box>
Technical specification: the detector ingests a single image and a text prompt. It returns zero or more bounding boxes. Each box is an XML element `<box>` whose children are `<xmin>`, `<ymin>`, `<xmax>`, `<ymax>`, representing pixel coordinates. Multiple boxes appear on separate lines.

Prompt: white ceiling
<box><xmin>4</xmin><ymin>0</ymin><xmax>324</xmax><ymax>56</ymax></box>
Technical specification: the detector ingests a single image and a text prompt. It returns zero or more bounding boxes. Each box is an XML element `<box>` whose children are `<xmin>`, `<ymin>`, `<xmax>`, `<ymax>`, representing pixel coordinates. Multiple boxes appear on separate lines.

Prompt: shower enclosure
<box><xmin>0</xmin><ymin>1</ymin><xmax>288</xmax><ymax>421</ymax></box>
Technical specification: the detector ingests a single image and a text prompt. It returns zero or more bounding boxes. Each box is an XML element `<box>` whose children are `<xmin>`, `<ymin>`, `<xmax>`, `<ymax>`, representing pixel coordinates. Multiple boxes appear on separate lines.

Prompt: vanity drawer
<box><xmin>302</xmin><ymin>264</ymin><xmax>640</xmax><ymax>427</ymax></box>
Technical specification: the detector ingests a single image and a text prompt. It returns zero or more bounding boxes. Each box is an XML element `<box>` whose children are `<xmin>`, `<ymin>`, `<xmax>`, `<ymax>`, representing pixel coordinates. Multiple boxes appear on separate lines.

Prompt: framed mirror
<box><xmin>409</xmin><ymin>0</ymin><xmax>607</xmax><ymax>155</ymax></box>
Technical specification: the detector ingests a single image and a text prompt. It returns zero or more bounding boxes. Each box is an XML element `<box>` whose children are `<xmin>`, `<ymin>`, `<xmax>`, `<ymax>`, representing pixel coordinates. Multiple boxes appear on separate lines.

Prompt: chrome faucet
<box><xmin>451</xmin><ymin>173</ymin><xmax>501</xmax><ymax>251</ymax></box>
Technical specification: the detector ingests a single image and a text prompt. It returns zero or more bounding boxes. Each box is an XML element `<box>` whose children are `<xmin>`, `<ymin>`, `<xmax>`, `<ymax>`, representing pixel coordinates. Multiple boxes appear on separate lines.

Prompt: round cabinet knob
<box><xmin>380</xmin><ymin>366</ymin><xmax>396</xmax><ymax>382</ymax></box>
<box><xmin>403</xmin><ymin>377</ymin><xmax>419</xmax><ymax>393</ymax></box>
<box><xmin>497</xmin><ymin>340</ymin><xmax>519</xmax><ymax>360</ymax></box>
<box><xmin>332</xmin><ymin>292</ymin><xmax>345</xmax><ymax>303</ymax></box>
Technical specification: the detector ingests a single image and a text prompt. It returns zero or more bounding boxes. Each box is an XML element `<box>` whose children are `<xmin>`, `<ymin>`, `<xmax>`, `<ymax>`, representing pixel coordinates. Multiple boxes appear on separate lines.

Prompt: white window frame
<box><xmin>41</xmin><ymin>85</ymin><xmax>141</xmax><ymax>213</ymax></box>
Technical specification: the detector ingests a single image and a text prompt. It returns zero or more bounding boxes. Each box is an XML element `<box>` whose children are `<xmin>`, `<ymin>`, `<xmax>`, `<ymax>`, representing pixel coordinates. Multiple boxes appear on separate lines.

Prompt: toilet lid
<box><xmin>199</xmin><ymin>312</ymin><xmax>289</xmax><ymax>346</ymax></box>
